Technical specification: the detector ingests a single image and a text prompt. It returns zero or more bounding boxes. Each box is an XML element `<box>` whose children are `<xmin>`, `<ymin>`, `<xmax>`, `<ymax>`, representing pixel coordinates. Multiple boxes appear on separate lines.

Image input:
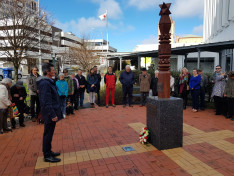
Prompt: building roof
<box><xmin>108</xmin><ymin>40</ymin><xmax>234</xmax><ymax>60</ymax></box>
<box><xmin>181</xmin><ymin>34</ymin><xmax>203</xmax><ymax>38</ymax></box>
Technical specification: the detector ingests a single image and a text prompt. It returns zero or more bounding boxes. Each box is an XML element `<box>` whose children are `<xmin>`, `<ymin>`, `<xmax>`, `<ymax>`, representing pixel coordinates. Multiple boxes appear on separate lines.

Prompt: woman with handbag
<box><xmin>87</xmin><ymin>68</ymin><xmax>98</xmax><ymax>108</ymax></box>
<box><xmin>56</xmin><ymin>73</ymin><xmax>68</xmax><ymax>118</ymax></box>
<box><xmin>10</xmin><ymin>81</ymin><xmax>27</xmax><ymax>128</ymax></box>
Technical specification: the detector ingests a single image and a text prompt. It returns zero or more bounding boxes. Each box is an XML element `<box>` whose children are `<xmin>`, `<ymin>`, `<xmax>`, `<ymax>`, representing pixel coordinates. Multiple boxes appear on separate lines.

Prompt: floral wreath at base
<box><xmin>139</xmin><ymin>127</ymin><xmax>150</xmax><ymax>144</ymax></box>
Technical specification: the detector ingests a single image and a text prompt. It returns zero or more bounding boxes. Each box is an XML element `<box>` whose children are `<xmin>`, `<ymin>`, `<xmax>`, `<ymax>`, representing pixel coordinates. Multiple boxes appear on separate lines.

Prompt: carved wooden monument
<box><xmin>158</xmin><ymin>3</ymin><xmax>172</xmax><ymax>98</ymax></box>
<box><xmin>146</xmin><ymin>2</ymin><xmax>183</xmax><ymax>150</ymax></box>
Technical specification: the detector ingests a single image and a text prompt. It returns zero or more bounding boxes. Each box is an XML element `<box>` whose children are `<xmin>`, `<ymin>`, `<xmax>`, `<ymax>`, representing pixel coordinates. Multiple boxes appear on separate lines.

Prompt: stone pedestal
<box><xmin>147</xmin><ymin>97</ymin><xmax>183</xmax><ymax>150</ymax></box>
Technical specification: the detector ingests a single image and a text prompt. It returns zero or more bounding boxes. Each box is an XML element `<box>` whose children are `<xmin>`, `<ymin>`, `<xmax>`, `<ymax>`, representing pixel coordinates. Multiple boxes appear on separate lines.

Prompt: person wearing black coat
<box><xmin>93</xmin><ymin>66</ymin><xmax>101</xmax><ymax>106</ymax></box>
<box><xmin>75</xmin><ymin>69</ymin><xmax>87</xmax><ymax>108</ymax></box>
<box><xmin>10</xmin><ymin>81</ymin><xmax>27</xmax><ymax>128</ymax></box>
<box><xmin>71</xmin><ymin>73</ymin><xmax>79</xmax><ymax>110</ymax></box>
<box><xmin>150</xmin><ymin>70</ymin><xmax>159</xmax><ymax>96</ymax></box>
<box><xmin>37</xmin><ymin>63</ymin><xmax>63</xmax><ymax>163</ymax></box>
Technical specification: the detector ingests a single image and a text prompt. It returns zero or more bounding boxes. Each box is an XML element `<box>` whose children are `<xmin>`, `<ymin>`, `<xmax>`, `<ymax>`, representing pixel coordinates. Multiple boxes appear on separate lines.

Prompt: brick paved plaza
<box><xmin>1</xmin><ymin>106</ymin><xmax>234</xmax><ymax>176</ymax></box>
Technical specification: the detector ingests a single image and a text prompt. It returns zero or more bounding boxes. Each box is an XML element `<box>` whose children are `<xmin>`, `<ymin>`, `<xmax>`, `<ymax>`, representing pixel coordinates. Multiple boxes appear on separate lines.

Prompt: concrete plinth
<box><xmin>147</xmin><ymin>97</ymin><xmax>183</xmax><ymax>150</ymax></box>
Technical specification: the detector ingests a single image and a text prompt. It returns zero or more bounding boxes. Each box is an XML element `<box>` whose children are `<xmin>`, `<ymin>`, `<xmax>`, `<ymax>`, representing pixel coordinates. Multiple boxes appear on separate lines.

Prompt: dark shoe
<box><xmin>183</xmin><ymin>106</ymin><xmax>186</xmax><ymax>110</ymax></box>
<box><xmin>32</xmin><ymin>117</ymin><xmax>37</xmax><ymax>122</ymax></box>
<box><xmin>139</xmin><ymin>105</ymin><xmax>143</xmax><ymax>107</ymax></box>
<box><xmin>106</xmin><ymin>105</ymin><xmax>109</xmax><ymax>108</ymax></box>
<box><xmin>231</xmin><ymin>118</ymin><xmax>234</xmax><ymax>121</ymax></box>
<box><xmin>51</xmin><ymin>152</ymin><xmax>60</xmax><ymax>157</ymax></box>
<box><xmin>112</xmin><ymin>104</ymin><xmax>116</xmax><ymax>107</ymax></box>
<box><xmin>215</xmin><ymin>113</ymin><xmax>221</xmax><ymax>115</ymax></box>
<box><xmin>129</xmin><ymin>105</ymin><xmax>133</xmax><ymax>107</ymax></box>
<box><xmin>0</xmin><ymin>131</ymin><xmax>3</xmax><ymax>134</ymax></box>
<box><xmin>226</xmin><ymin>116</ymin><xmax>231</xmax><ymax>119</ymax></box>
<box><xmin>20</xmin><ymin>124</ymin><xmax>25</xmax><ymax>127</ymax></box>
<box><xmin>3</xmin><ymin>128</ymin><xmax>11</xmax><ymax>132</ymax></box>
<box><xmin>12</xmin><ymin>126</ymin><xmax>16</xmax><ymax>129</ymax></box>
<box><xmin>44</xmin><ymin>156</ymin><xmax>61</xmax><ymax>163</ymax></box>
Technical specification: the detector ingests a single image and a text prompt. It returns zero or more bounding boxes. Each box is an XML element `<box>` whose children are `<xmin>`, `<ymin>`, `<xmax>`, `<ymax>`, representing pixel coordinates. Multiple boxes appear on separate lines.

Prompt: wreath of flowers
<box><xmin>139</xmin><ymin>127</ymin><xmax>149</xmax><ymax>144</ymax></box>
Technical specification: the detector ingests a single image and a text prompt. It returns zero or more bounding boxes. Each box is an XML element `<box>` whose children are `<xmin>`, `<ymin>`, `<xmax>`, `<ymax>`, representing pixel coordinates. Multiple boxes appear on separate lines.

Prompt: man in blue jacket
<box><xmin>37</xmin><ymin>63</ymin><xmax>63</xmax><ymax>163</ymax></box>
<box><xmin>119</xmin><ymin>65</ymin><xmax>135</xmax><ymax>107</ymax></box>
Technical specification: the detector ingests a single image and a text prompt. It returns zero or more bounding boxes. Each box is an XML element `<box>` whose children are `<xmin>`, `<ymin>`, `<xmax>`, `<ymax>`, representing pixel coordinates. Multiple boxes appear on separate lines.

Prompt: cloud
<box><xmin>128</xmin><ymin>0</ymin><xmax>204</xmax><ymax>18</ymax></box>
<box><xmin>55</xmin><ymin>17</ymin><xmax>106</xmax><ymax>35</ymax></box>
<box><xmin>140</xmin><ymin>35</ymin><xmax>158</xmax><ymax>44</ymax></box>
<box><xmin>171</xmin><ymin>0</ymin><xmax>204</xmax><ymax>18</ymax></box>
<box><xmin>92</xmin><ymin>0</ymin><xmax>123</xmax><ymax>20</ymax></box>
<box><xmin>55</xmin><ymin>18</ymin><xmax>135</xmax><ymax>37</ymax></box>
<box><xmin>128</xmin><ymin>0</ymin><xmax>162</xmax><ymax>10</ymax></box>
<box><xmin>193</xmin><ymin>25</ymin><xmax>203</xmax><ymax>34</ymax></box>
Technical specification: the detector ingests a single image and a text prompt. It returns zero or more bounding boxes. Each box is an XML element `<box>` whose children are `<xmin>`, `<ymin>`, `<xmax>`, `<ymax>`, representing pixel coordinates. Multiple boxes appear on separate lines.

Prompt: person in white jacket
<box><xmin>0</xmin><ymin>78</ymin><xmax>12</xmax><ymax>134</ymax></box>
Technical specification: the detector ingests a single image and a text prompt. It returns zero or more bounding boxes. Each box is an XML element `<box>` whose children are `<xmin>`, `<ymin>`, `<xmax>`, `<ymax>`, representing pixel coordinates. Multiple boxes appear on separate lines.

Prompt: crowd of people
<box><xmin>178</xmin><ymin>65</ymin><xmax>234</xmax><ymax>120</ymax></box>
<box><xmin>0</xmin><ymin>64</ymin><xmax>234</xmax><ymax>135</ymax></box>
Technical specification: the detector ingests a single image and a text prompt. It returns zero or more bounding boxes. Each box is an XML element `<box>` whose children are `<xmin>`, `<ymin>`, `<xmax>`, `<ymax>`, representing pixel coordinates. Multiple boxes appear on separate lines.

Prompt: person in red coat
<box><xmin>104</xmin><ymin>66</ymin><xmax>117</xmax><ymax>108</ymax></box>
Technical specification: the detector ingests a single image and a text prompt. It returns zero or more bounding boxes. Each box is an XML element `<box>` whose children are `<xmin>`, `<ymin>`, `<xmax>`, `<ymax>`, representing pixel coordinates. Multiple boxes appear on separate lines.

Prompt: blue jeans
<box><xmin>191</xmin><ymin>89</ymin><xmax>200</xmax><ymax>110</ymax></box>
<box><xmin>78</xmin><ymin>91</ymin><xmax>85</xmax><ymax>107</ymax></box>
<box><xmin>60</xmin><ymin>96</ymin><xmax>66</xmax><ymax>115</ymax></box>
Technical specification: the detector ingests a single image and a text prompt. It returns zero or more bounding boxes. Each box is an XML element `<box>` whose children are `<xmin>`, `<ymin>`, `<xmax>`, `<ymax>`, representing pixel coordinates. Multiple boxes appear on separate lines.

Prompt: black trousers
<box><xmin>140</xmin><ymin>92</ymin><xmax>149</xmax><ymax>106</ymax></box>
<box><xmin>30</xmin><ymin>95</ymin><xmax>40</xmax><ymax>118</ymax></box>
<box><xmin>66</xmin><ymin>106</ymin><xmax>74</xmax><ymax>115</ymax></box>
<box><xmin>227</xmin><ymin>98</ymin><xmax>234</xmax><ymax>117</ymax></box>
<box><xmin>122</xmin><ymin>85</ymin><xmax>133</xmax><ymax>105</ymax></box>
<box><xmin>71</xmin><ymin>91</ymin><xmax>79</xmax><ymax>110</ymax></box>
<box><xmin>191</xmin><ymin>89</ymin><xmax>200</xmax><ymax>110</ymax></box>
<box><xmin>96</xmin><ymin>90</ymin><xmax>101</xmax><ymax>105</ymax></box>
<box><xmin>181</xmin><ymin>91</ymin><xmax>189</xmax><ymax>108</ymax></box>
<box><xmin>0</xmin><ymin>109</ymin><xmax>8</xmax><ymax>131</ymax></box>
<box><xmin>43</xmin><ymin>122</ymin><xmax>56</xmax><ymax>158</ymax></box>
<box><xmin>199</xmin><ymin>87</ymin><xmax>206</xmax><ymax>109</ymax></box>
<box><xmin>213</xmin><ymin>96</ymin><xmax>224</xmax><ymax>115</ymax></box>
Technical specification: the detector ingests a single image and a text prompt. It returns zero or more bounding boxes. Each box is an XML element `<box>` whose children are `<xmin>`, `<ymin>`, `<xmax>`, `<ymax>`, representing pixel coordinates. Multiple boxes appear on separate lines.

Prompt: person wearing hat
<box><xmin>0</xmin><ymin>78</ymin><xmax>12</xmax><ymax>134</ymax></box>
<box><xmin>139</xmin><ymin>68</ymin><xmax>151</xmax><ymax>107</ymax></box>
<box><xmin>10</xmin><ymin>80</ymin><xmax>27</xmax><ymax>128</ymax></box>
<box><xmin>119</xmin><ymin>65</ymin><xmax>135</xmax><ymax>107</ymax></box>
<box><xmin>63</xmin><ymin>69</ymin><xmax>74</xmax><ymax>107</ymax></box>
<box><xmin>224</xmin><ymin>71</ymin><xmax>234</xmax><ymax>120</ymax></box>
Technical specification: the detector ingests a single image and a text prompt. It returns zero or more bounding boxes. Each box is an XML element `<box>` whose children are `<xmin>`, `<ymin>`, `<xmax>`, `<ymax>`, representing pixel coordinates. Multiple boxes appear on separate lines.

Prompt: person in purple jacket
<box><xmin>189</xmin><ymin>69</ymin><xmax>201</xmax><ymax>112</ymax></box>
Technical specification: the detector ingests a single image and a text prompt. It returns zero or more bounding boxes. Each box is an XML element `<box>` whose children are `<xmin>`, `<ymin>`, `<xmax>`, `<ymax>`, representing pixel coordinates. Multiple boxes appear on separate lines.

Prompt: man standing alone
<box><xmin>37</xmin><ymin>63</ymin><xmax>63</xmax><ymax>163</ymax></box>
<box><xmin>119</xmin><ymin>65</ymin><xmax>135</xmax><ymax>107</ymax></box>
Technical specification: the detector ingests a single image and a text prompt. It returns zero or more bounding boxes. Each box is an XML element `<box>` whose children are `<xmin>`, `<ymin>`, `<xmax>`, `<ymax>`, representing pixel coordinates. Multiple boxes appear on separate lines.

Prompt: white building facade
<box><xmin>204</xmin><ymin>0</ymin><xmax>234</xmax><ymax>72</ymax></box>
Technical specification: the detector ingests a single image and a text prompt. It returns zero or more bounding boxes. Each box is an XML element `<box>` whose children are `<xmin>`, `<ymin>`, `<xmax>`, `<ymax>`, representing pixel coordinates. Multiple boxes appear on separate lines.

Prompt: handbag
<box><xmin>90</xmin><ymin>85</ymin><xmax>96</xmax><ymax>92</ymax></box>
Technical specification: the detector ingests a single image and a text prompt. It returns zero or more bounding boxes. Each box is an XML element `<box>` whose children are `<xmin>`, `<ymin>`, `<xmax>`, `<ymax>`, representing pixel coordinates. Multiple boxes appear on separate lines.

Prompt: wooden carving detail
<box><xmin>158</xmin><ymin>3</ymin><xmax>171</xmax><ymax>72</ymax></box>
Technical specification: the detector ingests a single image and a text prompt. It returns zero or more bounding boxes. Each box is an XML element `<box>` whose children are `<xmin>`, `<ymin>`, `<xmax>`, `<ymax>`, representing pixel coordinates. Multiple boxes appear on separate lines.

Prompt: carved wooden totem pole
<box><xmin>158</xmin><ymin>3</ymin><xmax>172</xmax><ymax>98</ymax></box>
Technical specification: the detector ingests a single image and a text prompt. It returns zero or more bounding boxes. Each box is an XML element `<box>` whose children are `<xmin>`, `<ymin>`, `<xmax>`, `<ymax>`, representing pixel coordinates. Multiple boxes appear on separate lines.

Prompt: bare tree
<box><xmin>0</xmin><ymin>0</ymin><xmax>53</xmax><ymax>81</ymax></box>
<box><xmin>68</xmin><ymin>36</ymin><xmax>99</xmax><ymax>72</ymax></box>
